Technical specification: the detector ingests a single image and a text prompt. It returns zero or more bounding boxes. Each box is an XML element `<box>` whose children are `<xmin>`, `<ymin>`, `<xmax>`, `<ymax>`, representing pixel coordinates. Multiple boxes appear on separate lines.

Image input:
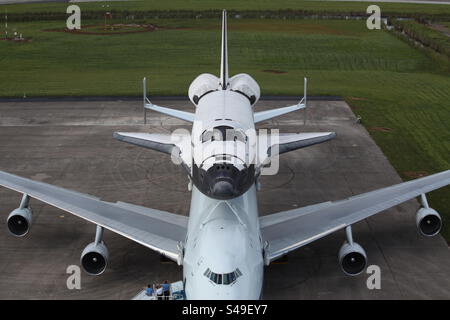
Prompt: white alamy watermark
<box><xmin>66</xmin><ymin>265</ymin><xmax>81</xmax><ymax>290</ymax></box>
<box><xmin>366</xmin><ymin>5</ymin><xmax>381</xmax><ymax>30</ymax></box>
<box><xmin>366</xmin><ymin>264</ymin><xmax>381</xmax><ymax>290</ymax></box>
<box><xmin>66</xmin><ymin>5</ymin><xmax>81</xmax><ymax>30</ymax></box>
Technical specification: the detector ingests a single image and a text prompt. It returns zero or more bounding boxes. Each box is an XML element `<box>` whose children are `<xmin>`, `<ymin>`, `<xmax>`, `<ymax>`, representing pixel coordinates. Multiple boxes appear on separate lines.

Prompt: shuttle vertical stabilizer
<box><xmin>220</xmin><ymin>10</ymin><xmax>229</xmax><ymax>90</ymax></box>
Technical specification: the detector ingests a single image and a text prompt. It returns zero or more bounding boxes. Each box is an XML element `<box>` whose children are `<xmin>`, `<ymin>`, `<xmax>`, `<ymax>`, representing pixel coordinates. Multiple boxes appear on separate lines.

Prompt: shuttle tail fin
<box><xmin>219</xmin><ymin>9</ymin><xmax>229</xmax><ymax>90</ymax></box>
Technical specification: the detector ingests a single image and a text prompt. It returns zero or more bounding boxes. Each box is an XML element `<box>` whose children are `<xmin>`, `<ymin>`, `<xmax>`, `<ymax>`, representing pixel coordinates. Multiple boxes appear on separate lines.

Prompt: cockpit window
<box><xmin>201</xmin><ymin>129</ymin><xmax>218</xmax><ymax>143</ymax></box>
<box><xmin>203</xmin><ymin>268</ymin><xmax>242</xmax><ymax>285</ymax></box>
<box><xmin>201</xmin><ymin>126</ymin><xmax>247</xmax><ymax>143</ymax></box>
<box><xmin>223</xmin><ymin>272</ymin><xmax>235</xmax><ymax>285</ymax></box>
<box><xmin>228</xmin><ymin>129</ymin><xmax>246</xmax><ymax>142</ymax></box>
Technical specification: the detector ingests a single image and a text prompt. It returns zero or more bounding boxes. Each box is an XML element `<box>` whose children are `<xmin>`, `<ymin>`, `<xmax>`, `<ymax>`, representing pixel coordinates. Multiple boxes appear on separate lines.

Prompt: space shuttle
<box><xmin>0</xmin><ymin>10</ymin><xmax>449</xmax><ymax>300</ymax></box>
<box><xmin>114</xmin><ymin>10</ymin><xmax>336</xmax><ymax>200</ymax></box>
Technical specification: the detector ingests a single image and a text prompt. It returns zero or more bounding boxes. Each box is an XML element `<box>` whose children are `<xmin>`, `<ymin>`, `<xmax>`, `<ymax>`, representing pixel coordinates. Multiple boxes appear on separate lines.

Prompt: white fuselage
<box><xmin>183</xmin><ymin>185</ymin><xmax>264</xmax><ymax>299</ymax></box>
<box><xmin>182</xmin><ymin>90</ymin><xmax>264</xmax><ymax>299</ymax></box>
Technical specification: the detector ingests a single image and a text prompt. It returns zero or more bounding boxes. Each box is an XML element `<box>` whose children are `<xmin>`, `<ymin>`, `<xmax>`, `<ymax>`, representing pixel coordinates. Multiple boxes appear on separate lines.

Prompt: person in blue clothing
<box><xmin>162</xmin><ymin>280</ymin><xmax>170</xmax><ymax>300</ymax></box>
<box><xmin>145</xmin><ymin>284</ymin><xmax>154</xmax><ymax>297</ymax></box>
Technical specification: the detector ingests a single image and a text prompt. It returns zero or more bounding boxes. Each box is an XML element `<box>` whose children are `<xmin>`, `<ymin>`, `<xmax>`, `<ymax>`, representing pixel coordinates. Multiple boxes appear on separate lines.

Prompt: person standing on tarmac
<box><xmin>156</xmin><ymin>285</ymin><xmax>163</xmax><ymax>300</ymax></box>
<box><xmin>145</xmin><ymin>284</ymin><xmax>154</xmax><ymax>297</ymax></box>
<box><xmin>162</xmin><ymin>280</ymin><xmax>170</xmax><ymax>300</ymax></box>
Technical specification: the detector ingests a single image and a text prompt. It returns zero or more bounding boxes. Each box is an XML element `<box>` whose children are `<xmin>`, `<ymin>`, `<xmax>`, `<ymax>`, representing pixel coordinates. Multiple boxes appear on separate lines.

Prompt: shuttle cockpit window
<box><xmin>201</xmin><ymin>128</ymin><xmax>223</xmax><ymax>143</ymax></box>
<box><xmin>201</xmin><ymin>126</ymin><xmax>247</xmax><ymax>143</ymax></box>
<box><xmin>226</xmin><ymin>128</ymin><xmax>246</xmax><ymax>143</ymax></box>
<box><xmin>203</xmin><ymin>268</ymin><xmax>242</xmax><ymax>285</ymax></box>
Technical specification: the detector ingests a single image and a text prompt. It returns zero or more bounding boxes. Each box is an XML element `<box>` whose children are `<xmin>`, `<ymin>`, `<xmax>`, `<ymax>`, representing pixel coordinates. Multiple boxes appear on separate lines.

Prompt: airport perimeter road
<box><xmin>0</xmin><ymin>99</ymin><xmax>449</xmax><ymax>299</ymax></box>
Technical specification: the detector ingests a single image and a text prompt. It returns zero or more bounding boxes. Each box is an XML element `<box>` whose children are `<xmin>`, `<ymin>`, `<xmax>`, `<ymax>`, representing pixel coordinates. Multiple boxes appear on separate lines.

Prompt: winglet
<box><xmin>219</xmin><ymin>9</ymin><xmax>229</xmax><ymax>90</ymax></box>
<box><xmin>143</xmin><ymin>77</ymin><xmax>148</xmax><ymax>124</ymax></box>
<box><xmin>303</xmin><ymin>77</ymin><xmax>307</xmax><ymax>125</ymax></box>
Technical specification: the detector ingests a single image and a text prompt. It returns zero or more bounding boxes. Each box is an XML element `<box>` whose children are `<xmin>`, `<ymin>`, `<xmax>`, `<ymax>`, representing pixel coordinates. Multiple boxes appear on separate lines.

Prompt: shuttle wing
<box><xmin>258</xmin><ymin>132</ymin><xmax>336</xmax><ymax>168</ymax></box>
<box><xmin>270</xmin><ymin>132</ymin><xmax>336</xmax><ymax>156</ymax></box>
<box><xmin>113</xmin><ymin>132</ymin><xmax>192</xmax><ymax>171</ymax></box>
<box><xmin>0</xmin><ymin>171</ymin><xmax>188</xmax><ymax>262</ymax></box>
<box><xmin>113</xmin><ymin>132</ymin><xmax>177</xmax><ymax>154</ymax></box>
<box><xmin>260</xmin><ymin>170</ymin><xmax>450</xmax><ymax>264</ymax></box>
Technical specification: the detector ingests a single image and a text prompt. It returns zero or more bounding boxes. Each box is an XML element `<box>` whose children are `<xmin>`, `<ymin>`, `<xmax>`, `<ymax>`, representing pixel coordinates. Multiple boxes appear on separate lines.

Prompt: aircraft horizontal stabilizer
<box><xmin>270</xmin><ymin>132</ymin><xmax>336</xmax><ymax>156</ymax></box>
<box><xmin>144</xmin><ymin>104</ymin><xmax>195</xmax><ymax>123</ymax></box>
<box><xmin>254</xmin><ymin>103</ymin><xmax>305</xmax><ymax>123</ymax></box>
<box><xmin>255</xmin><ymin>77</ymin><xmax>308</xmax><ymax>124</ymax></box>
<box><xmin>143</xmin><ymin>77</ymin><xmax>194</xmax><ymax>123</ymax></box>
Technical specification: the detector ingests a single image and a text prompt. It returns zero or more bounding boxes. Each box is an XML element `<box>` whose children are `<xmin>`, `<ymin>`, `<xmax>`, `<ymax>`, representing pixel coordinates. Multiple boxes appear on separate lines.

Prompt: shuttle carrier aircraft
<box><xmin>1</xmin><ymin>11</ymin><xmax>450</xmax><ymax>299</ymax></box>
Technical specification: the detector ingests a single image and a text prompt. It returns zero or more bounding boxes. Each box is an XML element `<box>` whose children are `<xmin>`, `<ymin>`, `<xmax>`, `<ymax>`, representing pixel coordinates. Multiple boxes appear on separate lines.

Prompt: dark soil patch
<box><xmin>349</xmin><ymin>96</ymin><xmax>368</xmax><ymax>101</ymax></box>
<box><xmin>43</xmin><ymin>24</ymin><xmax>162</xmax><ymax>36</ymax></box>
<box><xmin>0</xmin><ymin>37</ymin><xmax>32</xmax><ymax>43</ymax></box>
<box><xmin>369</xmin><ymin>127</ymin><xmax>393</xmax><ymax>132</ymax></box>
<box><xmin>262</xmin><ymin>69</ymin><xmax>287</xmax><ymax>74</ymax></box>
<box><xmin>403</xmin><ymin>171</ymin><xmax>429</xmax><ymax>179</ymax></box>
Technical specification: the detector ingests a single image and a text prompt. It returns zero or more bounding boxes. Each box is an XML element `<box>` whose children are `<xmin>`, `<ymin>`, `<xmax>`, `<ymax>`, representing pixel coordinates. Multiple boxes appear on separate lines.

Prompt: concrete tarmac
<box><xmin>0</xmin><ymin>99</ymin><xmax>449</xmax><ymax>299</ymax></box>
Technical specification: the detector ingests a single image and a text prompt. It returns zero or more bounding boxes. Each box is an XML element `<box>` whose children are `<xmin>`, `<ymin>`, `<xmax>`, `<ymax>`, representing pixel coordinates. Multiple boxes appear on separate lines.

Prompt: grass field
<box><xmin>0</xmin><ymin>17</ymin><xmax>450</xmax><ymax>240</ymax></box>
<box><xmin>3</xmin><ymin>0</ymin><xmax>450</xmax><ymax>15</ymax></box>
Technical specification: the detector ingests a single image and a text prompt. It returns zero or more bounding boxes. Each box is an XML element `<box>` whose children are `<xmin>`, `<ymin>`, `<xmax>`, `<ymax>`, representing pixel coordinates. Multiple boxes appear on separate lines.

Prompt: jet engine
<box><xmin>7</xmin><ymin>207</ymin><xmax>33</xmax><ymax>237</ymax></box>
<box><xmin>338</xmin><ymin>241</ymin><xmax>367</xmax><ymax>276</ymax></box>
<box><xmin>416</xmin><ymin>207</ymin><xmax>442</xmax><ymax>237</ymax></box>
<box><xmin>229</xmin><ymin>73</ymin><xmax>260</xmax><ymax>105</ymax></box>
<box><xmin>188</xmin><ymin>73</ymin><xmax>219</xmax><ymax>105</ymax></box>
<box><xmin>80</xmin><ymin>241</ymin><xmax>109</xmax><ymax>275</ymax></box>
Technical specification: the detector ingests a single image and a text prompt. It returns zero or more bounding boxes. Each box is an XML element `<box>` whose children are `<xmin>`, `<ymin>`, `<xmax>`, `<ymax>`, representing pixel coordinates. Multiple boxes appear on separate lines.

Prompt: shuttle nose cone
<box><xmin>205</xmin><ymin>164</ymin><xmax>240</xmax><ymax>199</ymax></box>
<box><xmin>193</xmin><ymin>161</ymin><xmax>256</xmax><ymax>200</ymax></box>
<box><xmin>212</xmin><ymin>180</ymin><xmax>235</xmax><ymax>198</ymax></box>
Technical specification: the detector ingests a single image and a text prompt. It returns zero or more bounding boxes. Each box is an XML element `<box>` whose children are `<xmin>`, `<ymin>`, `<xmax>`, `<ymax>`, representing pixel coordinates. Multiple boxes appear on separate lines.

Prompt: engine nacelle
<box><xmin>416</xmin><ymin>207</ymin><xmax>442</xmax><ymax>237</ymax></box>
<box><xmin>338</xmin><ymin>241</ymin><xmax>367</xmax><ymax>276</ymax></box>
<box><xmin>188</xmin><ymin>73</ymin><xmax>219</xmax><ymax>105</ymax></box>
<box><xmin>229</xmin><ymin>73</ymin><xmax>260</xmax><ymax>105</ymax></box>
<box><xmin>80</xmin><ymin>241</ymin><xmax>109</xmax><ymax>275</ymax></box>
<box><xmin>7</xmin><ymin>207</ymin><xmax>32</xmax><ymax>237</ymax></box>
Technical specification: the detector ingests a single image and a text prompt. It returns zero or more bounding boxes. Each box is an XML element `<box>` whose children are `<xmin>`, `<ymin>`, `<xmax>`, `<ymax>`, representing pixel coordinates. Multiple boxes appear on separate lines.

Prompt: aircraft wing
<box><xmin>0</xmin><ymin>171</ymin><xmax>188</xmax><ymax>263</ymax></box>
<box><xmin>260</xmin><ymin>170</ymin><xmax>450</xmax><ymax>264</ymax></box>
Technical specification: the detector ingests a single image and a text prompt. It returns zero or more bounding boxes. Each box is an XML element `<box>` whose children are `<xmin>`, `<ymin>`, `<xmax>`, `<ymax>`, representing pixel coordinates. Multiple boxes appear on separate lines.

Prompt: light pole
<box><xmin>102</xmin><ymin>4</ymin><xmax>111</xmax><ymax>31</ymax></box>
